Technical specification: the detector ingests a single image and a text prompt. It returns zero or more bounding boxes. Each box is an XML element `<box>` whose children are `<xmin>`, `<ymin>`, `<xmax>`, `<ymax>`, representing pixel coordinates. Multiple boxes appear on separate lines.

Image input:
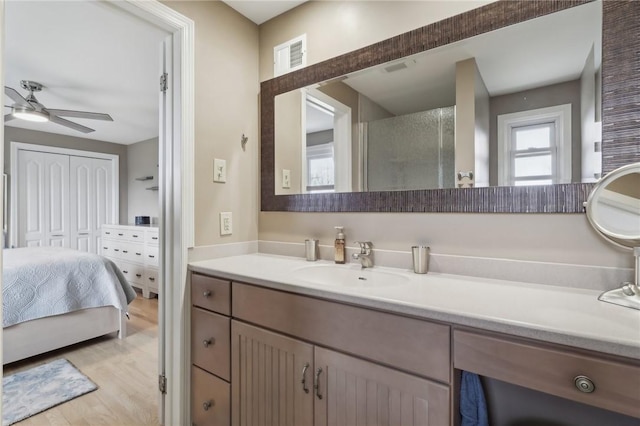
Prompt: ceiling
<box><xmin>4</xmin><ymin>1</ymin><xmax>168</xmax><ymax>145</ymax></box>
<box><xmin>222</xmin><ymin>0</ymin><xmax>307</xmax><ymax>25</ymax></box>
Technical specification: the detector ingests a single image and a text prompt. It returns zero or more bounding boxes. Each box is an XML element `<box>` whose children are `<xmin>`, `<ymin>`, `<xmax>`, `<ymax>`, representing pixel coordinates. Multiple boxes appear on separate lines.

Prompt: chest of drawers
<box><xmin>101</xmin><ymin>224</ymin><xmax>159</xmax><ymax>298</ymax></box>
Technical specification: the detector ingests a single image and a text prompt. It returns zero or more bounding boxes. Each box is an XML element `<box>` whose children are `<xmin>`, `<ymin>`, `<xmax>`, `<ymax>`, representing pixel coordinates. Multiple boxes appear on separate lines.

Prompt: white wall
<box><xmin>257</xmin><ymin>1</ymin><xmax>631</xmax><ymax>270</ymax></box>
<box><xmin>127</xmin><ymin>137</ymin><xmax>159</xmax><ymax>224</ymax></box>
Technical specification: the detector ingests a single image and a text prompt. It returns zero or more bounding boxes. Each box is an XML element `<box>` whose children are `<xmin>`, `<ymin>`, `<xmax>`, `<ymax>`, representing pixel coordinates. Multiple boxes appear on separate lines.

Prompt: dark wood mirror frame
<box><xmin>261</xmin><ymin>0</ymin><xmax>639</xmax><ymax>213</ymax></box>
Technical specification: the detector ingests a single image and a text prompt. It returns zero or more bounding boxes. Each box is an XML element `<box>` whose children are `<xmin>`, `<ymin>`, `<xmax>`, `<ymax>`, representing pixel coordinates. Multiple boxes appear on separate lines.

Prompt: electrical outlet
<box><xmin>282</xmin><ymin>169</ymin><xmax>291</xmax><ymax>189</ymax></box>
<box><xmin>220</xmin><ymin>212</ymin><xmax>232</xmax><ymax>235</ymax></box>
<box><xmin>213</xmin><ymin>158</ymin><xmax>227</xmax><ymax>183</ymax></box>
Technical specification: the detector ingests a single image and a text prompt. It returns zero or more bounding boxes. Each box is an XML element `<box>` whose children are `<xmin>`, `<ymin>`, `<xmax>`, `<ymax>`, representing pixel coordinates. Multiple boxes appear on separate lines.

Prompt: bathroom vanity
<box><xmin>188</xmin><ymin>254</ymin><xmax>640</xmax><ymax>426</ymax></box>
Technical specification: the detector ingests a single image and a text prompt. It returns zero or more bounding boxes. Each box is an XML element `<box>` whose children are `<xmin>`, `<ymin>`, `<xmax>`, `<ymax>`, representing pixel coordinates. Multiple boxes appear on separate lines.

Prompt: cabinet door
<box><xmin>314</xmin><ymin>346</ymin><xmax>450</xmax><ymax>426</ymax></box>
<box><xmin>231</xmin><ymin>321</ymin><xmax>314</xmax><ymax>426</ymax></box>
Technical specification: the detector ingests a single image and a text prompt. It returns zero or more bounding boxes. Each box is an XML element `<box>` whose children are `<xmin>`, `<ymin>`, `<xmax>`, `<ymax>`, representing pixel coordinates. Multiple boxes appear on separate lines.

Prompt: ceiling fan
<box><xmin>4</xmin><ymin>80</ymin><xmax>113</xmax><ymax>133</ymax></box>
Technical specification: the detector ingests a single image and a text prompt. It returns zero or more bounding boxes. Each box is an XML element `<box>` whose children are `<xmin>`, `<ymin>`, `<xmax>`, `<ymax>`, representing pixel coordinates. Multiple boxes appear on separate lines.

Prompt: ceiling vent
<box><xmin>274</xmin><ymin>34</ymin><xmax>307</xmax><ymax>77</ymax></box>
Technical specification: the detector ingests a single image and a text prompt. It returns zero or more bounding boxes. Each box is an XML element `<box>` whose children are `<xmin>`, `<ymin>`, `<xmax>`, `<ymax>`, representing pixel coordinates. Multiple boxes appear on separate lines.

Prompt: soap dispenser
<box><xmin>334</xmin><ymin>226</ymin><xmax>346</xmax><ymax>264</ymax></box>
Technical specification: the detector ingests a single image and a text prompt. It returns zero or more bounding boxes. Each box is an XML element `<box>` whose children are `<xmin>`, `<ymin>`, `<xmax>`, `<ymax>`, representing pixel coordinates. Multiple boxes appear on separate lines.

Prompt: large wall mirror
<box><xmin>261</xmin><ymin>0</ymin><xmax>639</xmax><ymax>213</ymax></box>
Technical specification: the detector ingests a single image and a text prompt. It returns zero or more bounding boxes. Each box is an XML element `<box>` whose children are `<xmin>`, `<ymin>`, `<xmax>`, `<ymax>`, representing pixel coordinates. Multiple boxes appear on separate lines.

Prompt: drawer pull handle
<box><xmin>103</xmin><ymin>247</ymin><xmax>108</xmax><ymax>250</ymax></box>
<box><xmin>149</xmin><ymin>277</ymin><xmax>156</xmax><ymax>282</ymax></box>
<box><xmin>152</xmin><ymin>236</ymin><xmax>158</xmax><ymax>240</ymax></box>
<box><xmin>136</xmin><ymin>273</ymin><xmax>142</xmax><ymax>278</ymax></box>
<box><xmin>149</xmin><ymin>255</ymin><xmax>155</xmax><ymax>258</ymax></box>
<box><xmin>202</xmin><ymin>400</ymin><xmax>214</xmax><ymax>411</ymax></box>
<box><xmin>203</xmin><ymin>290</ymin><xmax>212</xmax><ymax>298</ymax></box>
<box><xmin>133</xmin><ymin>234</ymin><xmax>139</xmax><ymax>238</ymax></box>
<box><xmin>114</xmin><ymin>249</ymin><xmax>120</xmax><ymax>252</ymax></box>
<box><xmin>314</xmin><ymin>368</ymin><xmax>323</xmax><ymax>400</ymax></box>
<box><xmin>574</xmin><ymin>376</ymin><xmax>595</xmax><ymax>393</ymax></box>
<box><xmin>118</xmin><ymin>233</ymin><xmax>124</xmax><ymax>236</ymax></box>
<box><xmin>123</xmin><ymin>250</ymin><xmax>128</xmax><ymax>253</ymax></box>
<box><xmin>122</xmin><ymin>270</ymin><xmax>129</xmax><ymax>274</ymax></box>
<box><xmin>301</xmin><ymin>363</ymin><xmax>310</xmax><ymax>393</ymax></box>
<box><xmin>105</xmin><ymin>232</ymin><xmax>111</xmax><ymax>235</ymax></box>
<box><xmin>136</xmin><ymin>252</ymin><xmax>142</xmax><ymax>256</ymax></box>
<box><xmin>203</xmin><ymin>338</ymin><xmax>215</xmax><ymax>347</ymax></box>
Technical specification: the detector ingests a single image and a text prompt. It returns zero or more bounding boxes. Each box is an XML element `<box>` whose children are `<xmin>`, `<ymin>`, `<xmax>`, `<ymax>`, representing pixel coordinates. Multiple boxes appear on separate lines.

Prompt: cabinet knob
<box><xmin>202</xmin><ymin>400</ymin><xmax>214</xmax><ymax>411</ymax></box>
<box><xmin>203</xmin><ymin>290</ymin><xmax>212</xmax><ymax>298</ymax></box>
<box><xmin>203</xmin><ymin>338</ymin><xmax>215</xmax><ymax>347</ymax></box>
<box><xmin>574</xmin><ymin>375</ymin><xmax>595</xmax><ymax>393</ymax></box>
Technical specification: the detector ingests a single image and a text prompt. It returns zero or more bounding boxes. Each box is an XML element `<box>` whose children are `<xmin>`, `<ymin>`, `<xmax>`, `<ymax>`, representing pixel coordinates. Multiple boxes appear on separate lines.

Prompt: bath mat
<box><xmin>2</xmin><ymin>358</ymin><xmax>98</xmax><ymax>426</ymax></box>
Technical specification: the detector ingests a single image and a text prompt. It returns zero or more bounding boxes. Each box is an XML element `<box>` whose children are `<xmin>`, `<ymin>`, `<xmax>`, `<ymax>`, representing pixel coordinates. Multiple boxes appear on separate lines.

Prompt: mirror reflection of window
<box><xmin>498</xmin><ymin>104</ymin><xmax>572</xmax><ymax>186</ymax></box>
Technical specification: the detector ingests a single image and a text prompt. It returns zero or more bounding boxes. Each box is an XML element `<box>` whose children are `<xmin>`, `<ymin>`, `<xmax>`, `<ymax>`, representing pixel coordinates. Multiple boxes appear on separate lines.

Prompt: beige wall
<box><xmin>127</xmin><ymin>137</ymin><xmax>159</xmax><ymax>224</ymax></box>
<box><xmin>257</xmin><ymin>1</ymin><xmax>630</xmax><ymax>269</ymax></box>
<box><xmin>4</xmin><ymin>126</ymin><xmax>128</xmax><ymax>222</ymax></box>
<box><xmin>163</xmin><ymin>1</ymin><xmax>259</xmax><ymax>247</ymax></box>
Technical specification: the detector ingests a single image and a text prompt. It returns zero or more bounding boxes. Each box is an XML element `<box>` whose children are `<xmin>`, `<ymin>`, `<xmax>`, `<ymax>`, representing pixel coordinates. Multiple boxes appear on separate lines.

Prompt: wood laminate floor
<box><xmin>3</xmin><ymin>292</ymin><xmax>160</xmax><ymax>425</ymax></box>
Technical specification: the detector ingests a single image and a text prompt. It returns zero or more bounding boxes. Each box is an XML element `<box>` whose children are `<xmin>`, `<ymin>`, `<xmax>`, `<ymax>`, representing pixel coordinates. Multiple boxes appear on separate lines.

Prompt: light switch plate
<box><xmin>213</xmin><ymin>158</ymin><xmax>227</xmax><ymax>183</ymax></box>
<box><xmin>282</xmin><ymin>169</ymin><xmax>291</xmax><ymax>189</ymax></box>
<box><xmin>220</xmin><ymin>212</ymin><xmax>232</xmax><ymax>235</ymax></box>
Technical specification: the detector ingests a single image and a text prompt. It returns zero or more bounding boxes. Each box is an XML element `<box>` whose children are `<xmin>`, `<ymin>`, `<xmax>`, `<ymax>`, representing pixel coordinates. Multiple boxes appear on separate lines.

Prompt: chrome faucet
<box><xmin>352</xmin><ymin>241</ymin><xmax>373</xmax><ymax>268</ymax></box>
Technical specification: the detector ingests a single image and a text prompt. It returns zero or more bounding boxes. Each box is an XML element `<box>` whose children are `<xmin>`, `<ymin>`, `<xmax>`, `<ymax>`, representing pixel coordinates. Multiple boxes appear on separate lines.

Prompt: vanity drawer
<box><xmin>192</xmin><ymin>307</ymin><xmax>231</xmax><ymax>381</ymax></box>
<box><xmin>233</xmin><ymin>282</ymin><xmax>450</xmax><ymax>383</ymax></box>
<box><xmin>453</xmin><ymin>329</ymin><xmax>640</xmax><ymax>418</ymax></box>
<box><xmin>192</xmin><ymin>273</ymin><xmax>231</xmax><ymax>316</ymax></box>
<box><xmin>192</xmin><ymin>365</ymin><xmax>230</xmax><ymax>426</ymax></box>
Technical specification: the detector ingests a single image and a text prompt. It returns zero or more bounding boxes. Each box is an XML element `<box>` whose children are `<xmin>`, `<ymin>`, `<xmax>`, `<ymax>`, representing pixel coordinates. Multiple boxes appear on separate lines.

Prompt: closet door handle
<box><xmin>314</xmin><ymin>368</ymin><xmax>323</xmax><ymax>400</ymax></box>
<box><xmin>301</xmin><ymin>363</ymin><xmax>310</xmax><ymax>393</ymax></box>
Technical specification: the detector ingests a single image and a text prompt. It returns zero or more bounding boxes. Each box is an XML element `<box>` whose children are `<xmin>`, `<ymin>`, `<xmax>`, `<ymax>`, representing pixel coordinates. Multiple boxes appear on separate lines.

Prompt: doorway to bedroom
<box><xmin>2</xmin><ymin>0</ymin><xmax>176</xmax><ymax>424</ymax></box>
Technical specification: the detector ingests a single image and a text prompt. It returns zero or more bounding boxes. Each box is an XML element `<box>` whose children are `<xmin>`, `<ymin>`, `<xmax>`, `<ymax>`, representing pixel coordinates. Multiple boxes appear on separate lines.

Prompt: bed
<box><xmin>2</xmin><ymin>247</ymin><xmax>137</xmax><ymax>364</ymax></box>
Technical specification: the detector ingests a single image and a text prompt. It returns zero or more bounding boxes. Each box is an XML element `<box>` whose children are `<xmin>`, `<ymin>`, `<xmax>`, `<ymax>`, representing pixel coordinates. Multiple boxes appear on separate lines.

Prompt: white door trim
<box><xmin>111</xmin><ymin>2</ymin><xmax>195</xmax><ymax>425</ymax></box>
<box><xmin>9</xmin><ymin>141</ymin><xmax>120</xmax><ymax>249</ymax></box>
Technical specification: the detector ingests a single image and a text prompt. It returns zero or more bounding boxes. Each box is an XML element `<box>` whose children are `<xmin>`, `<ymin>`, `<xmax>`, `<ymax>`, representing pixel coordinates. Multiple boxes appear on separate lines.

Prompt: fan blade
<box><xmin>47</xmin><ymin>109</ymin><xmax>113</xmax><ymax>121</ymax></box>
<box><xmin>4</xmin><ymin>86</ymin><xmax>32</xmax><ymax>108</ymax></box>
<box><xmin>49</xmin><ymin>115</ymin><xmax>95</xmax><ymax>133</ymax></box>
<box><xmin>4</xmin><ymin>113</ymin><xmax>15</xmax><ymax>122</ymax></box>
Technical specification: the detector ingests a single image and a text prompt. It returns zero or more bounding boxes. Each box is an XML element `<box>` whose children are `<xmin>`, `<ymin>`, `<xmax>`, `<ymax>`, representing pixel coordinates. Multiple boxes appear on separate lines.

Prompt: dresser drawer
<box><xmin>192</xmin><ymin>307</ymin><xmax>231</xmax><ymax>380</ymax></box>
<box><xmin>233</xmin><ymin>282</ymin><xmax>451</xmax><ymax>383</ymax></box>
<box><xmin>145</xmin><ymin>245</ymin><xmax>159</xmax><ymax>266</ymax></box>
<box><xmin>116</xmin><ymin>261</ymin><xmax>145</xmax><ymax>285</ymax></box>
<box><xmin>192</xmin><ymin>273</ymin><xmax>231</xmax><ymax>316</ymax></box>
<box><xmin>453</xmin><ymin>329</ymin><xmax>640</xmax><ymax>418</ymax></box>
<box><xmin>145</xmin><ymin>268</ymin><xmax>159</xmax><ymax>292</ymax></box>
<box><xmin>192</xmin><ymin>365</ymin><xmax>230</xmax><ymax>426</ymax></box>
<box><xmin>146</xmin><ymin>230</ymin><xmax>160</xmax><ymax>245</ymax></box>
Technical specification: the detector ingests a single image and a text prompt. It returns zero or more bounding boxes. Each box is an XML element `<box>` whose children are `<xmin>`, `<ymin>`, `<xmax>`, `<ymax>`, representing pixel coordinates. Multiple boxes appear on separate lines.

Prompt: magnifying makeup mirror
<box><xmin>586</xmin><ymin>162</ymin><xmax>640</xmax><ymax>310</ymax></box>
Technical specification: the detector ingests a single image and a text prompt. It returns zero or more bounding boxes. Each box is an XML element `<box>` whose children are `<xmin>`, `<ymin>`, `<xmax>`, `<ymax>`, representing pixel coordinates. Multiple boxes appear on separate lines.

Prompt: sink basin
<box><xmin>291</xmin><ymin>264</ymin><xmax>410</xmax><ymax>288</ymax></box>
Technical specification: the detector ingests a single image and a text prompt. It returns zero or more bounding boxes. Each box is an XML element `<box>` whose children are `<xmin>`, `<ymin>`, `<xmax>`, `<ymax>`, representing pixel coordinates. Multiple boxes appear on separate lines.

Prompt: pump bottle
<box><xmin>334</xmin><ymin>226</ymin><xmax>346</xmax><ymax>264</ymax></box>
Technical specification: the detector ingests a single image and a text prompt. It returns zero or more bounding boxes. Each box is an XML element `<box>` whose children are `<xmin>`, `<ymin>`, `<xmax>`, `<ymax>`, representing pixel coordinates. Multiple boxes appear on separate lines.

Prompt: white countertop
<box><xmin>189</xmin><ymin>253</ymin><xmax>640</xmax><ymax>360</ymax></box>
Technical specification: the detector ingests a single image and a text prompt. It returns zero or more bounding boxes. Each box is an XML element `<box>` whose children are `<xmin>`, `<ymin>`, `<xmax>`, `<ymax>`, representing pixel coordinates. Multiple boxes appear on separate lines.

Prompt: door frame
<box><xmin>0</xmin><ymin>1</ymin><xmax>195</xmax><ymax>424</ymax></box>
<box><xmin>9</xmin><ymin>141</ymin><xmax>120</xmax><ymax>249</ymax></box>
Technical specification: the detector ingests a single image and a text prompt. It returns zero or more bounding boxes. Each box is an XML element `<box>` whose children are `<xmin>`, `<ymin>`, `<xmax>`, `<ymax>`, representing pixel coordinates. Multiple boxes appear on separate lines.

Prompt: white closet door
<box><xmin>18</xmin><ymin>150</ymin><xmax>70</xmax><ymax>248</ymax></box>
<box><xmin>70</xmin><ymin>157</ymin><xmax>114</xmax><ymax>253</ymax></box>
